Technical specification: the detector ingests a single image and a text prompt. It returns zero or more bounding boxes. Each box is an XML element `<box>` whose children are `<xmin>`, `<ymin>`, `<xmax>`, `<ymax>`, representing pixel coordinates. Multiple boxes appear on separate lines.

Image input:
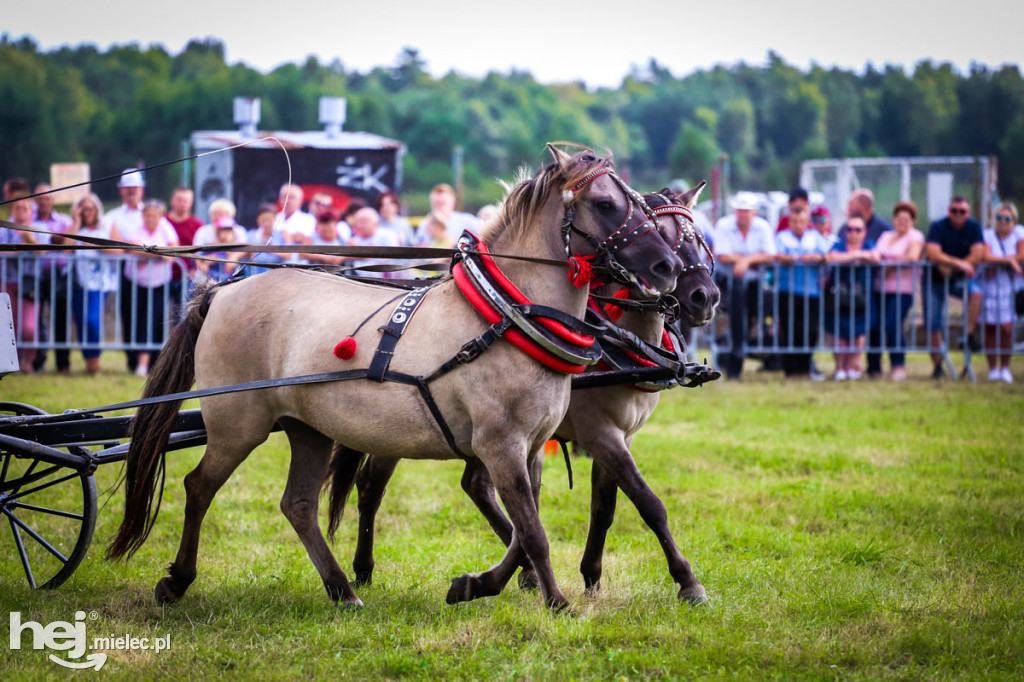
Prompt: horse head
<box><xmin>647</xmin><ymin>184</ymin><xmax>720</xmax><ymax>327</ymax></box>
<box><xmin>495</xmin><ymin>144</ymin><xmax>682</xmax><ymax>299</ymax></box>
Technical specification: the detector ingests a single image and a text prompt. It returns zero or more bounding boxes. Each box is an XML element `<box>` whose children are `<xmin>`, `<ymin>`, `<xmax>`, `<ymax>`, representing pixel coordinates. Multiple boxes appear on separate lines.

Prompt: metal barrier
<box><xmin>694</xmin><ymin>261</ymin><xmax>1022</xmax><ymax>380</ymax></box>
<box><xmin>1</xmin><ymin>253</ymin><xmax>190</xmax><ymax>360</ymax></box>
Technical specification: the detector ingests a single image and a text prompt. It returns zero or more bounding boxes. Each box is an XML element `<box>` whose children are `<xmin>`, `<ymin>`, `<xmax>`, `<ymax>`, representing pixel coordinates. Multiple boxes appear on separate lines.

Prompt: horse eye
<box><xmin>595</xmin><ymin>200</ymin><xmax>616</xmax><ymax>213</ymax></box>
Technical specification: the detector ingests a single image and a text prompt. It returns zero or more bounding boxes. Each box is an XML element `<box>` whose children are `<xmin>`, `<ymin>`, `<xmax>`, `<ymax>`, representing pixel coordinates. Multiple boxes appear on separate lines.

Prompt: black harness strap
<box><xmin>367</xmin><ymin>287</ymin><xmax>431</xmax><ymax>382</ymax></box>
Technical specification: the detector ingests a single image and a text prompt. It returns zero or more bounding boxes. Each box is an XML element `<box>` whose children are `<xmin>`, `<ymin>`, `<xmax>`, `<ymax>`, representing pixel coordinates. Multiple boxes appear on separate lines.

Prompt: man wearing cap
<box><xmin>776</xmin><ymin>187</ymin><xmax>810</xmax><ymax>233</ymax></box>
<box><xmin>713</xmin><ymin>192</ymin><xmax>778</xmax><ymax>379</ymax></box>
<box><xmin>103</xmin><ymin>169</ymin><xmax>147</xmax><ymax>372</ymax></box>
<box><xmin>418</xmin><ymin>183</ymin><xmax>480</xmax><ymax>242</ymax></box>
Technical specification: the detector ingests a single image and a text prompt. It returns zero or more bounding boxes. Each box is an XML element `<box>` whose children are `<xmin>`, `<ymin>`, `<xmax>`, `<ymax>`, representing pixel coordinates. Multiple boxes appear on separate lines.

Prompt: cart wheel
<box><xmin>0</xmin><ymin>402</ymin><xmax>98</xmax><ymax>590</ymax></box>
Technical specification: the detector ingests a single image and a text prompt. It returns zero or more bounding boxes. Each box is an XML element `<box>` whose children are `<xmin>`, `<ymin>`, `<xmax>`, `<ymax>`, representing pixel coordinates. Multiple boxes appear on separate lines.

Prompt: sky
<box><xmin>5</xmin><ymin>0</ymin><xmax>1020</xmax><ymax>87</ymax></box>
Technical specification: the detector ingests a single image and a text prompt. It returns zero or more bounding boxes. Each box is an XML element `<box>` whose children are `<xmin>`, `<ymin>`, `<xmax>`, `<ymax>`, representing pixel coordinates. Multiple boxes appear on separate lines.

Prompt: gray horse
<box><xmin>108</xmin><ymin>146</ymin><xmax>683</xmax><ymax>612</ymax></box>
<box><xmin>333</xmin><ymin>186</ymin><xmax>720</xmax><ymax>605</ymax></box>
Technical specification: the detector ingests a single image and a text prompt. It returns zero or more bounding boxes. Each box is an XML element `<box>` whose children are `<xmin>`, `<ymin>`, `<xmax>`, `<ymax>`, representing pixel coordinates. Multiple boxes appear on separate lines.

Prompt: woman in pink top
<box><xmin>110</xmin><ymin>199</ymin><xmax>180</xmax><ymax>377</ymax></box>
<box><xmin>871</xmin><ymin>201</ymin><xmax>925</xmax><ymax>381</ymax></box>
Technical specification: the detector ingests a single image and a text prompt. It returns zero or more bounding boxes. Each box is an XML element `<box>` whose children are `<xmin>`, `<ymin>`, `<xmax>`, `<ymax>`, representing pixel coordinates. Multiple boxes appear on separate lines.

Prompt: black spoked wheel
<box><xmin>0</xmin><ymin>402</ymin><xmax>97</xmax><ymax>589</ymax></box>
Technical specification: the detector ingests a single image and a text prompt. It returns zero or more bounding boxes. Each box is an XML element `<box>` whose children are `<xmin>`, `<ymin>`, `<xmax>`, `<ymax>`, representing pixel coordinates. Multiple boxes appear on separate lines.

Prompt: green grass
<box><xmin>2</xmin><ymin>354</ymin><xmax>1023</xmax><ymax>680</ymax></box>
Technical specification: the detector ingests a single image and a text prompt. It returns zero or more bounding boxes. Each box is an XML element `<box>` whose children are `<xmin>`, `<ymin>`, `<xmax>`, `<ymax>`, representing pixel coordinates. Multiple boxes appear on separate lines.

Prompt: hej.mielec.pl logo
<box><xmin>9</xmin><ymin>610</ymin><xmax>172</xmax><ymax>670</ymax></box>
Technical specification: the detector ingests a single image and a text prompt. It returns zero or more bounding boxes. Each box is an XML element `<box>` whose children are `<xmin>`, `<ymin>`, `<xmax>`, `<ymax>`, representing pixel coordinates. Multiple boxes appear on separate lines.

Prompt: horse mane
<box><xmin>481</xmin><ymin>143</ymin><xmax>615</xmax><ymax>245</ymax></box>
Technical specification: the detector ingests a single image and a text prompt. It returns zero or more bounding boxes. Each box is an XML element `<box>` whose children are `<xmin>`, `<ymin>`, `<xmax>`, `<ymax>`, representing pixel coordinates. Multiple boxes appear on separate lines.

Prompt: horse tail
<box><xmin>323</xmin><ymin>443</ymin><xmax>367</xmax><ymax>543</ymax></box>
<box><xmin>107</xmin><ymin>280</ymin><xmax>219</xmax><ymax>560</ymax></box>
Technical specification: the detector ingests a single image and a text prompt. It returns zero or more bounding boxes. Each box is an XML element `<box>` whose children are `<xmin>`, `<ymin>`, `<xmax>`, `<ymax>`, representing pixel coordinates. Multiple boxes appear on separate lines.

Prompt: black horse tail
<box><xmin>323</xmin><ymin>444</ymin><xmax>367</xmax><ymax>543</ymax></box>
<box><xmin>107</xmin><ymin>281</ymin><xmax>219</xmax><ymax>560</ymax></box>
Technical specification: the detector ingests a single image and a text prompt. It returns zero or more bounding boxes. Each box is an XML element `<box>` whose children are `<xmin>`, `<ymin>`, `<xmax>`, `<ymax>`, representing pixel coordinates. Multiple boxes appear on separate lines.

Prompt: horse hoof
<box><xmin>678</xmin><ymin>582</ymin><xmax>708</xmax><ymax>606</ymax></box>
<box><xmin>446</xmin><ymin>573</ymin><xmax>501</xmax><ymax>604</ymax></box>
<box><xmin>352</xmin><ymin>573</ymin><xmax>373</xmax><ymax>588</ymax></box>
<box><xmin>583</xmin><ymin>580</ymin><xmax>601</xmax><ymax>597</ymax></box>
<box><xmin>336</xmin><ymin>597</ymin><xmax>364</xmax><ymax>611</ymax></box>
<box><xmin>517</xmin><ymin>569</ymin><xmax>539</xmax><ymax>591</ymax></box>
<box><xmin>154</xmin><ymin>577</ymin><xmax>183</xmax><ymax>605</ymax></box>
<box><xmin>546</xmin><ymin>596</ymin><xmax>574</xmax><ymax>615</ymax></box>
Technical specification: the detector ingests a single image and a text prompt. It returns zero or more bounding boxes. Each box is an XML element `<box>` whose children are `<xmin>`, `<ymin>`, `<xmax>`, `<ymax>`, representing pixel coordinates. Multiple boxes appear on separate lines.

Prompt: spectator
<box><xmin>1</xmin><ymin>192</ymin><xmax>39</xmax><ymax>371</ymax></box>
<box><xmin>870</xmin><ymin>201</ymin><xmax>925</xmax><ymax>381</ymax></box>
<box><xmin>165</xmin><ymin>187</ymin><xmax>202</xmax><ymax>247</ymax></box>
<box><xmin>775</xmin><ymin>187</ymin><xmax>809</xmax><ymax>233</ymax></box>
<box><xmin>276</xmin><ymin>184</ymin><xmax>316</xmax><ymax>243</ymax></box>
<box><xmin>31</xmin><ymin>183</ymin><xmax>73</xmax><ymax>373</ymax></box>
<box><xmin>476</xmin><ymin>203</ymin><xmax>499</xmax><ymax>225</ymax></box>
<box><xmin>304</xmin><ymin>210</ymin><xmax>347</xmax><ymax>267</ymax></box>
<box><xmin>195</xmin><ymin>217</ymin><xmax>243</xmax><ymax>282</ymax></box>
<box><xmin>340</xmin><ymin>198</ymin><xmax>367</xmax><ymax>226</ymax></box>
<box><xmin>104</xmin><ymin>168</ymin><xmax>147</xmax><ymax>372</ymax></box>
<box><xmin>775</xmin><ymin>203</ymin><xmax>830</xmax><ymax>379</ymax></box>
<box><xmin>811</xmin><ymin>206</ymin><xmax>834</xmax><ymax>244</ymax></box>
<box><xmin>979</xmin><ymin>201</ymin><xmax>1023</xmax><ymax>383</ymax></box>
<box><xmin>824</xmin><ymin>215</ymin><xmax>880</xmax><ymax>380</ymax></box>
<box><xmin>192</xmin><ymin>198</ymin><xmax>247</xmax><ymax>247</ymax></box>
<box><xmin>67</xmin><ymin>193</ymin><xmax>118</xmax><ymax>374</ymax></box>
<box><xmin>923</xmin><ymin>196</ymin><xmax>985</xmax><ymax>379</ymax></box>
<box><xmin>713</xmin><ymin>191</ymin><xmax>777</xmax><ymax>379</ymax></box>
<box><xmin>419</xmin><ymin>183</ymin><xmax>480</xmax><ymax>242</ymax></box>
<box><xmin>344</xmin><ymin>207</ymin><xmax>399</xmax><ymax>278</ymax></box>
<box><xmin>245</xmin><ymin>204</ymin><xmax>288</xmax><ymax>276</ymax></box>
<box><xmin>838</xmin><ymin>188</ymin><xmax>892</xmax><ymax>244</ymax></box>
<box><xmin>377</xmin><ymin>192</ymin><xmax>414</xmax><ymax>245</ymax></box>
<box><xmin>2</xmin><ymin>178</ymin><xmax>30</xmax><ymax>221</ymax></box>
<box><xmin>164</xmin><ymin>186</ymin><xmax>203</xmax><ymax>307</ymax></box>
<box><xmin>110</xmin><ymin>199</ymin><xmax>179</xmax><ymax>377</ymax></box>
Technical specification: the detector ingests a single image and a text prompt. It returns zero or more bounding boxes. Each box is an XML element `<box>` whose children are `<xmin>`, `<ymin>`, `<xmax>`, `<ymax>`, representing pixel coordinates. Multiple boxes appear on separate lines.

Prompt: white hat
<box><xmin>730</xmin><ymin>191</ymin><xmax>758</xmax><ymax>211</ymax></box>
<box><xmin>118</xmin><ymin>169</ymin><xmax>145</xmax><ymax>188</ymax></box>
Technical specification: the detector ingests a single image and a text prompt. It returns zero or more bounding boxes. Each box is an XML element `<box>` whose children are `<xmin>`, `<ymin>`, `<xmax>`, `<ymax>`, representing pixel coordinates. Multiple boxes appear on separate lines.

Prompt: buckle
<box><xmin>456</xmin><ymin>339</ymin><xmax>484</xmax><ymax>364</ymax></box>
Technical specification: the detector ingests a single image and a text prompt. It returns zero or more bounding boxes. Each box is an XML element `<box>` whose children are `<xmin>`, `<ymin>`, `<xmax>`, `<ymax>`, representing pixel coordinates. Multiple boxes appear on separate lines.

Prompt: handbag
<box><xmin>995</xmin><ymin>237</ymin><xmax>1024</xmax><ymax>315</ymax></box>
<box><xmin>824</xmin><ymin>274</ymin><xmax>866</xmax><ymax>314</ymax></box>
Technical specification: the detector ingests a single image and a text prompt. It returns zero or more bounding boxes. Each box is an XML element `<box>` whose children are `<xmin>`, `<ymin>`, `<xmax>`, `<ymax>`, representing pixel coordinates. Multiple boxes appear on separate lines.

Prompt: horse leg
<box><xmin>155</xmin><ymin>440</ymin><xmax>256</xmax><ymax>604</ymax></box>
<box><xmin>352</xmin><ymin>454</ymin><xmax>400</xmax><ymax>586</ymax></box>
<box><xmin>588</xmin><ymin>436</ymin><xmax>706</xmax><ymax>605</ymax></box>
<box><xmin>459</xmin><ymin>458</ymin><xmax>538</xmax><ymax>590</ymax></box>
<box><xmin>279</xmin><ymin>419</ymin><xmax>362</xmax><ymax>608</ymax></box>
<box><xmin>579</xmin><ymin>462</ymin><xmax>619</xmax><ymax>594</ymax></box>
<box><xmin>450</xmin><ymin>447</ymin><xmax>568</xmax><ymax>611</ymax></box>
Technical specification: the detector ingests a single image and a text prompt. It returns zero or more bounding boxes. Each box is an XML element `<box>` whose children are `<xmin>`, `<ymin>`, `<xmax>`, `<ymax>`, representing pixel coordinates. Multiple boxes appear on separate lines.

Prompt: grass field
<box><xmin>2</xmin><ymin>354</ymin><xmax>1023</xmax><ymax>680</ymax></box>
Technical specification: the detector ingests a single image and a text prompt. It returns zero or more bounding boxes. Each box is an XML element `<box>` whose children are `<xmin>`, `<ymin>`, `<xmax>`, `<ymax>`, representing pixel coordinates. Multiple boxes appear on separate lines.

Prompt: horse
<box><xmin>334</xmin><ymin>185</ymin><xmax>720</xmax><ymax>605</ymax></box>
<box><xmin>107</xmin><ymin>145</ymin><xmax>685</xmax><ymax>612</ymax></box>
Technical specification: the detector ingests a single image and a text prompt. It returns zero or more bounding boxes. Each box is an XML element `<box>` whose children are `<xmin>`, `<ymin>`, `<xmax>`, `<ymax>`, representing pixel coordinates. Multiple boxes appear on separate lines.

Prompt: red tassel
<box><xmin>662</xmin><ymin>329</ymin><xmax>675</xmax><ymax>353</ymax></box>
<box><xmin>334</xmin><ymin>336</ymin><xmax>357</xmax><ymax>360</ymax></box>
<box><xmin>603</xmin><ymin>288</ymin><xmax>631</xmax><ymax>322</ymax></box>
<box><xmin>567</xmin><ymin>256</ymin><xmax>593</xmax><ymax>288</ymax></box>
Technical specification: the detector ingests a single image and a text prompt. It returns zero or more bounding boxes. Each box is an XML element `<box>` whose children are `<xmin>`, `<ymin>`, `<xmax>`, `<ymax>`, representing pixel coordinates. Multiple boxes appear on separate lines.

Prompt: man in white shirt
<box><xmin>418</xmin><ymin>183</ymin><xmax>480</xmax><ymax>242</ymax></box>
<box><xmin>276</xmin><ymin>184</ymin><xmax>316</xmax><ymax>242</ymax></box>
<box><xmin>103</xmin><ymin>169</ymin><xmax>147</xmax><ymax>373</ymax></box>
<box><xmin>712</xmin><ymin>192</ymin><xmax>778</xmax><ymax>379</ymax></box>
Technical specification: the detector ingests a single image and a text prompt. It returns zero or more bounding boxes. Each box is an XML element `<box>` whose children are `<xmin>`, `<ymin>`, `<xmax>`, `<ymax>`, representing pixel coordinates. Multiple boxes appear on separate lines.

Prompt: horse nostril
<box><xmin>690</xmin><ymin>288</ymin><xmax>707</xmax><ymax>307</ymax></box>
<box><xmin>652</xmin><ymin>257</ymin><xmax>678</xmax><ymax>279</ymax></box>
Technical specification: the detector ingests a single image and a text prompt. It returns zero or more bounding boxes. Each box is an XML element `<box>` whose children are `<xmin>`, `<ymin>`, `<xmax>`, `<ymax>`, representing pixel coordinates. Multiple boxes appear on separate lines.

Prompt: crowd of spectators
<box><xmin>1</xmin><ymin>171</ymin><xmax>484</xmax><ymax>375</ymax></box>
<box><xmin>703</xmin><ymin>187</ymin><xmax>1023</xmax><ymax>383</ymax></box>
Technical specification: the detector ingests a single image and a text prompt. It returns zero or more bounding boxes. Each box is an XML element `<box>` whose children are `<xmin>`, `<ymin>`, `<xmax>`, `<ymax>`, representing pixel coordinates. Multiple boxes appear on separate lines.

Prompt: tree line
<box><xmin>2</xmin><ymin>36</ymin><xmax>1022</xmax><ymax>211</ymax></box>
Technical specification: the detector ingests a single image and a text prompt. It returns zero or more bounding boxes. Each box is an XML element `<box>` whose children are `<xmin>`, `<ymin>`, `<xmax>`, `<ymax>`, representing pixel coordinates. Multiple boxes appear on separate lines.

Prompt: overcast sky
<box><xmin>6</xmin><ymin>0</ymin><xmax>1019</xmax><ymax>87</ymax></box>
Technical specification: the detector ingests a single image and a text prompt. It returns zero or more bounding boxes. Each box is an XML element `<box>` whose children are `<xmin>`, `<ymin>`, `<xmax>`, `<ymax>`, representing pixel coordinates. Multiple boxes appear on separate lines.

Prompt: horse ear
<box><xmin>677</xmin><ymin>180</ymin><xmax>707</xmax><ymax>209</ymax></box>
<box><xmin>546</xmin><ymin>143</ymin><xmax>572</xmax><ymax>167</ymax></box>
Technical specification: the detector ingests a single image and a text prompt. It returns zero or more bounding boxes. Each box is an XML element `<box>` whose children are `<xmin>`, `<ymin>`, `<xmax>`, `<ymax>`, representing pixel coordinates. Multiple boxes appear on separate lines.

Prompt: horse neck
<box><xmin>615</xmin><ymin>304</ymin><xmax>664</xmax><ymax>344</ymax></box>
<box><xmin>488</xmin><ymin>199</ymin><xmax>587</xmax><ymax>318</ymax></box>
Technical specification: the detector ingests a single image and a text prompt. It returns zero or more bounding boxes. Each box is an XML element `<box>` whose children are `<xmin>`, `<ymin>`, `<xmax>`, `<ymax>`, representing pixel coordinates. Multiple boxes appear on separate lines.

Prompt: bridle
<box><xmin>558</xmin><ymin>166</ymin><xmax>663</xmax><ymax>290</ymax></box>
<box><xmin>649</xmin><ymin>193</ymin><xmax>715</xmax><ymax>277</ymax></box>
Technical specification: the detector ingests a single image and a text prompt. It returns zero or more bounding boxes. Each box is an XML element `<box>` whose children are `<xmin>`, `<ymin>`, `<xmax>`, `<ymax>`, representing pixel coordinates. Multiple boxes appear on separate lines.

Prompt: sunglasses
<box><xmin>847</xmin><ymin>227</ymin><xmax>865</xmax><ymax>233</ymax></box>
<box><xmin>949</xmin><ymin>208</ymin><xmax>968</xmax><ymax>215</ymax></box>
<box><xmin>996</xmin><ymin>215</ymin><xmax>1013</xmax><ymax>223</ymax></box>
<box><xmin>811</xmin><ymin>216</ymin><xmax>826</xmax><ymax>224</ymax></box>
